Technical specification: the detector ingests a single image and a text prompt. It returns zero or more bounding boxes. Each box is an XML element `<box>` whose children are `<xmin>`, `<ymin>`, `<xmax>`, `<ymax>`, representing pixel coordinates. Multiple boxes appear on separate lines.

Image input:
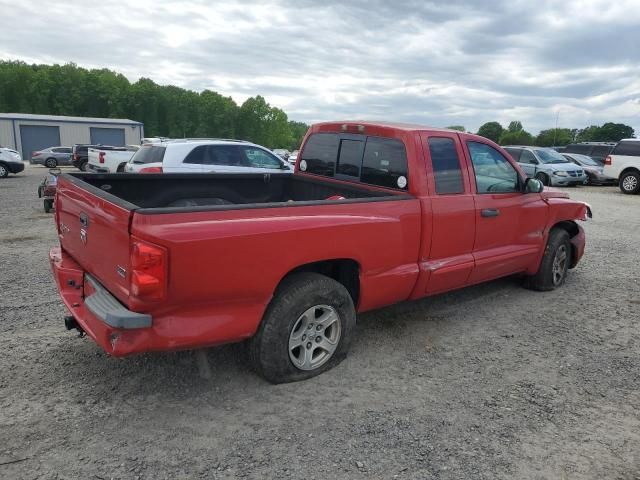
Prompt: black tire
<box><xmin>116</xmin><ymin>163</ymin><xmax>126</xmax><ymax>173</ymax></box>
<box><xmin>44</xmin><ymin>199</ymin><xmax>54</xmax><ymax>213</ymax></box>
<box><xmin>0</xmin><ymin>163</ymin><xmax>8</xmax><ymax>178</ymax></box>
<box><xmin>525</xmin><ymin>229</ymin><xmax>571</xmax><ymax>291</ymax></box>
<box><xmin>535</xmin><ymin>172</ymin><xmax>549</xmax><ymax>186</ymax></box>
<box><xmin>45</xmin><ymin>158</ymin><xmax>57</xmax><ymax>168</ymax></box>
<box><xmin>619</xmin><ymin>171</ymin><xmax>640</xmax><ymax>195</ymax></box>
<box><xmin>79</xmin><ymin>161</ymin><xmax>88</xmax><ymax>172</ymax></box>
<box><xmin>247</xmin><ymin>272</ymin><xmax>356</xmax><ymax>384</ymax></box>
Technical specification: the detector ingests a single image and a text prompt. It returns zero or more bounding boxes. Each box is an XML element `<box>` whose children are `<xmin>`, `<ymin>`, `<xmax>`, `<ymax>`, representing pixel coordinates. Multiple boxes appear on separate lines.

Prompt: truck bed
<box><xmin>63</xmin><ymin>172</ymin><xmax>411</xmax><ymax>212</ymax></box>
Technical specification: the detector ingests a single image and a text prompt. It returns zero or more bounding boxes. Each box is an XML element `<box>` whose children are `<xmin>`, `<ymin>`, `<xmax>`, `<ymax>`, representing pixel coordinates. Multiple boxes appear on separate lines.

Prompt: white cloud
<box><xmin>0</xmin><ymin>0</ymin><xmax>638</xmax><ymax>134</ymax></box>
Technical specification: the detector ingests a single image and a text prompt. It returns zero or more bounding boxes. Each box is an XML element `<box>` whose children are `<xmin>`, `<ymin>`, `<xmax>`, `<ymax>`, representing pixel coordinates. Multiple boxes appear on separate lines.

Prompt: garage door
<box><xmin>19</xmin><ymin>125</ymin><xmax>61</xmax><ymax>160</ymax></box>
<box><xmin>90</xmin><ymin>127</ymin><xmax>125</xmax><ymax>146</ymax></box>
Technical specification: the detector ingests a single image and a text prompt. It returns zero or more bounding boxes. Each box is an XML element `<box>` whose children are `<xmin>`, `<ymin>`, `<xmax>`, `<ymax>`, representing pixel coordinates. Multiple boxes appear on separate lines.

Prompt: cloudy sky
<box><xmin>1</xmin><ymin>0</ymin><xmax>639</xmax><ymax>134</ymax></box>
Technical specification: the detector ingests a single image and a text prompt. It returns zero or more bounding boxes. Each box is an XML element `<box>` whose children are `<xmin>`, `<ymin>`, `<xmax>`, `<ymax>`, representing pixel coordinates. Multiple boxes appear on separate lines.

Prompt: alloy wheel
<box><xmin>288</xmin><ymin>304</ymin><xmax>342</xmax><ymax>371</ymax></box>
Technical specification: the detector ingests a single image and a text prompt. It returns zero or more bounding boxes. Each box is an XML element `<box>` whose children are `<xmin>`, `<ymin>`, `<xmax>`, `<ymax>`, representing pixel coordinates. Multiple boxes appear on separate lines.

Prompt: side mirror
<box><xmin>525</xmin><ymin>177</ymin><xmax>544</xmax><ymax>193</ymax></box>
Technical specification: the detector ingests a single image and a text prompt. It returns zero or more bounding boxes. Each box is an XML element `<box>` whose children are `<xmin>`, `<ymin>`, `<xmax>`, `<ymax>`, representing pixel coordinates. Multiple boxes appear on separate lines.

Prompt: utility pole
<box><xmin>553</xmin><ymin>109</ymin><xmax>560</xmax><ymax>146</ymax></box>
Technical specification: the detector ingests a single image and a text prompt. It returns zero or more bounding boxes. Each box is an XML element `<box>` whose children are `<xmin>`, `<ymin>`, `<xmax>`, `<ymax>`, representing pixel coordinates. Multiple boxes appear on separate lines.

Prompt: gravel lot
<box><xmin>1</xmin><ymin>165</ymin><xmax>639</xmax><ymax>479</ymax></box>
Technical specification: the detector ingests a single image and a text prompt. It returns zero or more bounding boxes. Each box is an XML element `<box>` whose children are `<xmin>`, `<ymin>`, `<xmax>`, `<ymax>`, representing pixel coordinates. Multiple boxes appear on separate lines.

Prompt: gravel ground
<box><xmin>1</xmin><ymin>165</ymin><xmax>639</xmax><ymax>479</ymax></box>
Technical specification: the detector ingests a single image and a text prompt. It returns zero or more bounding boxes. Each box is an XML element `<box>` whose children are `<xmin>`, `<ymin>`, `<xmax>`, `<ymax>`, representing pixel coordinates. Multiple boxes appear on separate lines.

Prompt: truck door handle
<box><xmin>481</xmin><ymin>208</ymin><xmax>500</xmax><ymax>217</ymax></box>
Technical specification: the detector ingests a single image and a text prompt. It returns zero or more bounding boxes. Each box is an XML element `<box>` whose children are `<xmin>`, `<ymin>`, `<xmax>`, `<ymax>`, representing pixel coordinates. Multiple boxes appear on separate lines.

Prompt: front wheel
<box><xmin>525</xmin><ymin>229</ymin><xmax>571</xmax><ymax>291</ymax></box>
<box><xmin>44</xmin><ymin>199</ymin><xmax>54</xmax><ymax>213</ymax></box>
<box><xmin>45</xmin><ymin>158</ymin><xmax>57</xmax><ymax>168</ymax></box>
<box><xmin>247</xmin><ymin>273</ymin><xmax>356</xmax><ymax>383</ymax></box>
<box><xmin>0</xmin><ymin>164</ymin><xmax>9</xmax><ymax>178</ymax></box>
<box><xmin>79</xmin><ymin>161</ymin><xmax>89</xmax><ymax>172</ymax></box>
<box><xmin>619</xmin><ymin>171</ymin><xmax>640</xmax><ymax>195</ymax></box>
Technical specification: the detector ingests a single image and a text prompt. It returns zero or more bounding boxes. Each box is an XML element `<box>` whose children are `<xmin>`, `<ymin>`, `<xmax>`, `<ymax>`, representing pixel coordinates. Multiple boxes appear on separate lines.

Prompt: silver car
<box><xmin>30</xmin><ymin>146</ymin><xmax>73</xmax><ymax>167</ymax></box>
<box><xmin>504</xmin><ymin>146</ymin><xmax>588</xmax><ymax>186</ymax></box>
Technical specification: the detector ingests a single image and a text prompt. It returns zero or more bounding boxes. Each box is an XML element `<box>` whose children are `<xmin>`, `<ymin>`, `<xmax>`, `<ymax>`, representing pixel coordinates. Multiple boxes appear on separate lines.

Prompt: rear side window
<box><xmin>612</xmin><ymin>141</ymin><xmax>640</xmax><ymax>156</ymax></box>
<box><xmin>130</xmin><ymin>146</ymin><xmax>166</xmax><ymax>164</ymax></box>
<box><xmin>591</xmin><ymin>145</ymin><xmax>613</xmax><ymax>157</ymax></box>
<box><xmin>504</xmin><ymin>148</ymin><xmax>521</xmax><ymax>161</ymax></box>
<box><xmin>428</xmin><ymin>137</ymin><xmax>463</xmax><ymax>194</ymax></box>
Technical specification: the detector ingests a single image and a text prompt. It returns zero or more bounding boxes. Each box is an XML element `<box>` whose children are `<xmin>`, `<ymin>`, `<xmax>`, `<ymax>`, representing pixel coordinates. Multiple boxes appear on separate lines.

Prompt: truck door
<box><xmin>416</xmin><ymin>133</ymin><xmax>476</xmax><ymax>296</ymax></box>
<box><xmin>462</xmin><ymin>138</ymin><xmax>548</xmax><ymax>284</ymax></box>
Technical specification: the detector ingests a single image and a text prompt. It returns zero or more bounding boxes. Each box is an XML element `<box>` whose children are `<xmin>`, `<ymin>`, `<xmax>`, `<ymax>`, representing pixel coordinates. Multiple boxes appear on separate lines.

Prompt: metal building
<box><xmin>0</xmin><ymin>113</ymin><xmax>144</xmax><ymax>160</ymax></box>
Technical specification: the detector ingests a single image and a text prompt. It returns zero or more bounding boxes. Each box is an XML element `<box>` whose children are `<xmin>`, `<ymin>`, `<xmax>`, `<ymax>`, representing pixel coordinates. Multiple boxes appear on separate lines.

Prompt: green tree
<box><xmin>597</xmin><ymin>122</ymin><xmax>634</xmax><ymax>142</ymax></box>
<box><xmin>477</xmin><ymin>121</ymin><xmax>503</xmax><ymax>143</ymax></box>
<box><xmin>288</xmin><ymin>121</ymin><xmax>309</xmax><ymax>150</ymax></box>
<box><xmin>535</xmin><ymin>128</ymin><xmax>574</xmax><ymax>147</ymax></box>
<box><xmin>446</xmin><ymin>125</ymin><xmax>465</xmax><ymax>132</ymax></box>
<box><xmin>499</xmin><ymin>121</ymin><xmax>533</xmax><ymax>145</ymax></box>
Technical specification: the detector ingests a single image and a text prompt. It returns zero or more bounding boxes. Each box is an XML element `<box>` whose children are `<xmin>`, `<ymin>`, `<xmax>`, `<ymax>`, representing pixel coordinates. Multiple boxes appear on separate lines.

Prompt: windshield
<box><xmin>569</xmin><ymin>154</ymin><xmax>599</xmax><ymax>166</ymax></box>
<box><xmin>535</xmin><ymin>149</ymin><xmax>569</xmax><ymax>164</ymax></box>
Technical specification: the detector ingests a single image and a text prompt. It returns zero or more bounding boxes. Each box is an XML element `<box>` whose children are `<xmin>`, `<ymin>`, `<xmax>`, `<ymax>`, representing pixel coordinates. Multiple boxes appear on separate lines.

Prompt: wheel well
<box><xmin>620</xmin><ymin>167</ymin><xmax>640</xmax><ymax>178</ymax></box>
<box><xmin>116</xmin><ymin>162</ymin><xmax>126</xmax><ymax>172</ymax></box>
<box><xmin>281</xmin><ymin>259</ymin><xmax>360</xmax><ymax>305</ymax></box>
<box><xmin>551</xmin><ymin>221</ymin><xmax>579</xmax><ymax>267</ymax></box>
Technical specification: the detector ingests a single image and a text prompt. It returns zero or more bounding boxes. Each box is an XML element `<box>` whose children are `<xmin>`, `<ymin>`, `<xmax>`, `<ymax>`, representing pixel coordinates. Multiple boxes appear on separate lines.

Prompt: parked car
<box><xmin>0</xmin><ymin>147</ymin><xmax>25</xmax><ymax>178</ymax></box>
<box><xmin>31</xmin><ymin>146</ymin><xmax>72</xmax><ymax>167</ymax></box>
<box><xmin>288</xmin><ymin>149</ymin><xmax>299</xmax><ymax>165</ymax></box>
<box><xmin>71</xmin><ymin>144</ymin><xmax>99</xmax><ymax>171</ymax></box>
<box><xmin>561</xmin><ymin>142</ymin><xmax>616</xmax><ymax>164</ymax></box>
<box><xmin>273</xmin><ymin>149</ymin><xmax>290</xmax><ymax>160</ymax></box>
<box><xmin>87</xmin><ymin>145</ymin><xmax>140</xmax><ymax>173</ymax></box>
<box><xmin>504</xmin><ymin>146</ymin><xmax>587</xmax><ymax>186</ymax></box>
<box><xmin>123</xmin><ymin>139</ymin><xmax>293</xmax><ymax>174</ymax></box>
<box><xmin>37</xmin><ymin>168</ymin><xmax>61</xmax><ymax>212</ymax></box>
<box><xmin>562</xmin><ymin>153</ymin><xmax>616</xmax><ymax>185</ymax></box>
<box><xmin>603</xmin><ymin>138</ymin><xmax>640</xmax><ymax>194</ymax></box>
<box><xmin>49</xmin><ymin>121</ymin><xmax>591</xmax><ymax>383</ymax></box>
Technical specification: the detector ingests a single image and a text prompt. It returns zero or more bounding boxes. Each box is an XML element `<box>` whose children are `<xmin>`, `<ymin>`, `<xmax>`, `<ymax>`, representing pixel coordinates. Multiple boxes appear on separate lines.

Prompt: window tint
<box><xmin>361</xmin><ymin>137</ymin><xmax>408</xmax><ymax>190</ymax></box>
<box><xmin>301</xmin><ymin>133</ymin><xmax>339</xmax><ymax>177</ymax></box>
<box><xmin>467</xmin><ymin>141</ymin><xmax>520</xmax><ymax>193</ymax></box>
<box><xmin>564</xmin><ymin>144</ymin><xmax>591</xmax><ymax>155</ymax></box>
<box><xmin>60</xmin><ymin>147</ymin><xmax>72</xmax><ymax>153</ymax></box>
<box><xmin>184</xmin><ymin>145</ymin><xmax>207</xmax><ymax>164</ymax></box>
<box><xmin>613</xmin><ymin>141</ymin><xmax>640</xmax><ymax>157</ymax></box>
<box><xmin>428</xmin><ymin>137</ymin><xmax>463</xmax><ymax>194</ymax></box>
<box><xmin>504</xmin><ymin>148</ymin><xmax>521</xmax><ymax>161</ymax></box>
<box><xmin>336</xmin><ymin>139</ymin><xmax>364</xmax><ymax>177</ymax></box>
<box><xmin>130</xmin><ymin>145</ymin><xmax>166</xmax><ymax>164</ymax></box>
<box><xmin>519</xmin><ymin>150</ymin><xmax>538</xmax><ymax>164</ymax></box>
<box><xmin>591</xmin><ymin>145</ymin><xmax>613</xmax><ymax>157</ymax></box>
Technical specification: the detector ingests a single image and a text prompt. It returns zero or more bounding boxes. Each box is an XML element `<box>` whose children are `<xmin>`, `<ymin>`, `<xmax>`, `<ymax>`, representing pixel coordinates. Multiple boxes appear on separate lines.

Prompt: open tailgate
<box><xmin>55</xmin><ymin>174</ymin><xmax>134</xmax><ymax>304</ymax></box>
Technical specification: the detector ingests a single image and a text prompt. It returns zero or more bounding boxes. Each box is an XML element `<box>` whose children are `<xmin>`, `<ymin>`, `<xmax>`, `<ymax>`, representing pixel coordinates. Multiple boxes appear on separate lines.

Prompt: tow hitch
<box><xmin>64</xmin><ymin>316</ymin><xmax>85</xmax><ymax>337</ymax></box>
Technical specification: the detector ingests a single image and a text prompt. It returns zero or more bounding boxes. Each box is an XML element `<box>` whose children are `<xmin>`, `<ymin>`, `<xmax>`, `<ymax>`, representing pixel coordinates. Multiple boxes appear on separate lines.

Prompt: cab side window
<box><xmin>467</xmin><ymin>142</ymin><xmax>520</xmax><ymax>193</ymax></box>
<box><xmin>428</xmin><ymin>137</ymin><xmax>464</xmax><ymax>194</ymax></box>
<box><xmin>519</xmin><ymin>150</ymin><xmax>538</xmax><ymax>165</ymax></box>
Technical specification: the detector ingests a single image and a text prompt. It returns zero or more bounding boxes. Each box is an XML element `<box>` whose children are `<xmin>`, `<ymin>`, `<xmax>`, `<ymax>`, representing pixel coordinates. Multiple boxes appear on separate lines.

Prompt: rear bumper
<box><xmin>49</xmin><ymin>246</ymin><xmax>154</xmax><ymax>356</ymax></box>
<box><xmin>570</xmin><ymin>224</ymin><xmax>586</xmax><ymax>268</ymax></box>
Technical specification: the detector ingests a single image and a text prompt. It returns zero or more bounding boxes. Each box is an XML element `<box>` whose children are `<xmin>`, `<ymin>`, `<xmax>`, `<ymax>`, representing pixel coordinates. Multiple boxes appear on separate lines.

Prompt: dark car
<box><xmin>71</xmin><ymin>144</ymin><xmax>100</xmax><ymax>171</ymax></box>
<box><xmin>562</xmin><ymin>143</ymin><xmax>616</xmax><ymax>164</ymax></box>
<box><xmin>562</xmin><ymin>153</ymin><xmax>616</xmax><ymax>185</ymax></box>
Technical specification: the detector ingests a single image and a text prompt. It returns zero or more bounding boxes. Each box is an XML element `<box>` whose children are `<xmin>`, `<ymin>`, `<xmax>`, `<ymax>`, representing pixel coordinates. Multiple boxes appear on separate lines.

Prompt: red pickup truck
<box><xmin>50</xmin><ymin>121</ymin><xmax>591</xmax><ymax>383</ymax></box>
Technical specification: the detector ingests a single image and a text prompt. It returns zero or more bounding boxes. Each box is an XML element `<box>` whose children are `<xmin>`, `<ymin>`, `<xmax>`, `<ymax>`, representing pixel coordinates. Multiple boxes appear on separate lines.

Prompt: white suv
<box><xmin>124</xmin><ymin>139</ymin><xmax>293</xmax><ymax>174</ymax></box>
<box><xmin>603</xmin><ymin>139</ymin><xmax>640</xmax><ymax>194</ymax></box>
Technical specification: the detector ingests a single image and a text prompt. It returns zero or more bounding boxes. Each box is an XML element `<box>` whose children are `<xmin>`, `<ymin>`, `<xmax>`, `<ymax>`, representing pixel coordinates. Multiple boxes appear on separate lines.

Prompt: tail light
<box><xmin>604</xmin><ymin>155</ymin><xmax>612</xmax><ymax>166</ymax></box>
<box><xmin>33</xmin><ymin>151</ymin><xmax>41</xmax><ymax>157</ymax></box>
<box><xmin>139</xmin><ymin>166</ymin><xmax>163</xmax><ymax>173</ymax></box>
<box><xmin>99</xmin><ymin>152</ymin><xmax>105</xmax><ymax>164</ymax></box>
<box><xmin>73</xmin><ymin>153</ymin><xmax>78</xmax><ymax>161</ymax></box>
<box><xmin>130</xmin><ymin>238</ymin><xmax>167</xmax><ymax>300</ymax></box>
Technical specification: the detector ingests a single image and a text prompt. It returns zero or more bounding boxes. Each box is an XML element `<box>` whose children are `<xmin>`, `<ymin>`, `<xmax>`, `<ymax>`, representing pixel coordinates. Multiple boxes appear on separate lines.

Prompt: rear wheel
<box><xmin>79</xmin><ymin>161</ymin><xmax>88</xmax><ymax>172</ymax></box>
<box><xmin>0</xmin><ymin>164</ymin><xmax>8</xmax><ymax>178</ymax></box>
<box><xmin>535</xmin><ymin>172</ymin><xmax>549</xmax><ymax>186</ymax></box>
<box><xmin>525</xmin><ymin>229</ymin><xmax>571</xmax><ymax>291</ymax></box>
<box><xmin>247</xmin><ymin>272</ymin><xmax>356</xmax><ymax>383</ymax></box>
<box><xmin>619</xmin><ymin>171</ymin><xmax>640</xmax><ymax>194</ymax></box>
<box><xmin>45</xmin><ymin>158</ymin><xmax>57</xmax><ymax>168</ymax></box>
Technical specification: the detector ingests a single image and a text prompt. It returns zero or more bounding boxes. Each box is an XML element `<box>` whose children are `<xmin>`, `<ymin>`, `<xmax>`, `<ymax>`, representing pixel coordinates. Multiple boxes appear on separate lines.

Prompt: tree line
<box><xmin>0</xmin><ymin>61</ymin><xmax>308</xmax><ymax>150</ymax></box>
<box><xmin>461</xmin><ymin>121</ymin><xmax>635</xmax><ymax>146</ymax></box>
